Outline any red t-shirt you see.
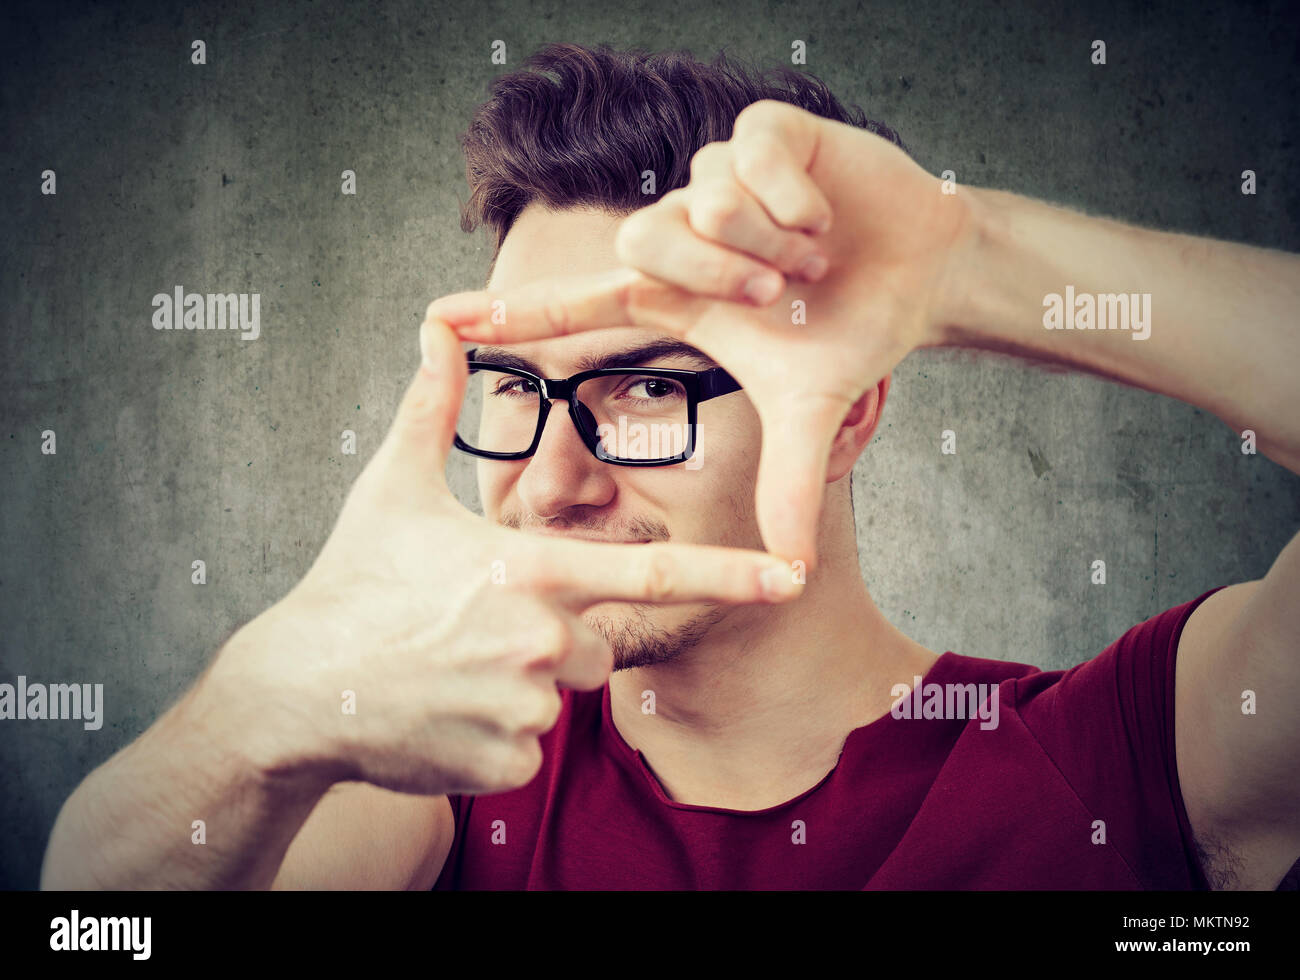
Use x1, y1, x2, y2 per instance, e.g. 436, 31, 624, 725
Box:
434, 587, 1225, 889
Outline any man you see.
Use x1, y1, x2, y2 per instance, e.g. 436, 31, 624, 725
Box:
42, 44, 1299, 890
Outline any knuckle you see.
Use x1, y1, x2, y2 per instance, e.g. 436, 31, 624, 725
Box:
423, 297, 450, 324
690, 253, 738, 296
611, 271, 637, 321
397, 376, 439, 430
468, 738, 510, 790
513, 548, 563, 595
612, 224, 637, 265
512, 689, 562, 735
731, 144, 776, 187
722, 260, 756, 297
657, 186, 688, 208
772, 232, 816, 271
689, 183, 746, 238
637, 544, 679, 601
615, 209, 658, 262
530, 614, 573, 662
493, 737, 543, 789
617, 270, 670, 328
689, 141, 727, 179
735, 98, 790, 137
541, 286, 572, 337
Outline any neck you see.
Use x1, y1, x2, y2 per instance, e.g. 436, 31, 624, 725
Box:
608, 493, 938, 810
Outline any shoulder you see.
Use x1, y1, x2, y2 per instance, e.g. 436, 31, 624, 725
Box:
1009, 587, 1231, 889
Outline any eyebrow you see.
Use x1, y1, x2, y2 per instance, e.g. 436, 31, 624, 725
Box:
471, 339, 719, 375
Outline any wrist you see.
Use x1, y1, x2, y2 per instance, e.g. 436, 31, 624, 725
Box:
47, 670, 337, 890
929, 184, 1005, 349
204, 609, 356, 793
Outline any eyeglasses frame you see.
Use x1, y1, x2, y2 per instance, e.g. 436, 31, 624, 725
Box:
453, 349, 743, 466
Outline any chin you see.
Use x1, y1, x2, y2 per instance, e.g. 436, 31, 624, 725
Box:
582, 599, 691, 632
581, 600, 727, 672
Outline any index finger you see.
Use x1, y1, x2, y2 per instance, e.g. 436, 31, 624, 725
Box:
424, 267, 703, 344
513, 537, 803, 610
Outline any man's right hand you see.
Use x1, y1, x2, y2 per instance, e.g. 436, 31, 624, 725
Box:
211, 314, 803, 800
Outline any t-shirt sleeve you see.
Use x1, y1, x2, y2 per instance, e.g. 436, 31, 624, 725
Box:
1012, 586, 1228, 889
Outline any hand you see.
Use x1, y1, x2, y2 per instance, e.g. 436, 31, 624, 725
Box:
425, 99, 979, 567
212, 316, 802, 798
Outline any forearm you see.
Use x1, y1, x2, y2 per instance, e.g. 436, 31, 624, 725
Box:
940, 187, 1300, 475
41, 638, 337, 890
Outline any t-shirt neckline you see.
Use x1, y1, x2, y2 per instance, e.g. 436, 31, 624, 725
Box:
599, 650, 959, 816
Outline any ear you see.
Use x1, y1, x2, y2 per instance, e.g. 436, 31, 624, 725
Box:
825, 375, 890, 483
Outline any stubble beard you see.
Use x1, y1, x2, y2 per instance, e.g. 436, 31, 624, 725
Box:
495, 508, 739, 668
584, 602, 729, 670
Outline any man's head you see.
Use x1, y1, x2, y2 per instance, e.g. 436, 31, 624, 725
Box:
454, 44, 904, 669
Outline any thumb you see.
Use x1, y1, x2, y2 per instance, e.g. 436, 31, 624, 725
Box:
365, 316, 468, 503
752, 395, 846, 572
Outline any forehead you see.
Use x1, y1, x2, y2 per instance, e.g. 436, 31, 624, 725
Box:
490, 202, 625, 286
484, 202, 668, 373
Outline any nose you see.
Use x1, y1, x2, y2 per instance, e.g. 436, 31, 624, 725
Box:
514, 395, 617, 518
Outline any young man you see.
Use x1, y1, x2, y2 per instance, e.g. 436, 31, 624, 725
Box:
43, 44, 1299, 891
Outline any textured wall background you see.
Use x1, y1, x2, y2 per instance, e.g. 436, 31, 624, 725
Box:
2, 0, 1298, 889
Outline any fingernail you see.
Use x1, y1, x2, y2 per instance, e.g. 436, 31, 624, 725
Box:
428, 295, 483, 326
452, 323, 492, 341
743, 272, 783, 305
760, 564, 801, 600
797, 254, 828, 281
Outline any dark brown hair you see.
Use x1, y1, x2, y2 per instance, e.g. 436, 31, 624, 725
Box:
458, 42, 907, 256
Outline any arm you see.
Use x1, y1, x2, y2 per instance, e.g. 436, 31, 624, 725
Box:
271, 785, 453, 890
41, 655, 339, 890
945, 188, 1300, 888
424, 102, 1300, 887
42, 628, 455, 892
43, 318, 789, 891
945, 187, 1300, 474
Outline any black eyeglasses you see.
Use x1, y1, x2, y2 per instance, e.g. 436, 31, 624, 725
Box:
454, 349, 742, 466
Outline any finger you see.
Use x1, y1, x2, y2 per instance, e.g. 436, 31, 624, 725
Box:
513, 538, 804, 610
751, 394, 852, 570
685, 180, 829, 284
612, 188, 823, 305
425, 266, 708, 345
361, 316, 467, 502
548, 613, 614, 692
730, 100, 834, 234
505, 598, 611, 693
687, 142, 826, 280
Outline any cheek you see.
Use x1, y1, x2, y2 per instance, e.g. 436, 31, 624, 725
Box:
685, 413, 761, 496
476, 459, 522, 519
626, 433, 761, 546
687, 415, 764, 546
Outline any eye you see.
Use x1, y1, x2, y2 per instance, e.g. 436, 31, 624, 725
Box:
619, 376, 686, 401
489, 376, 538, 397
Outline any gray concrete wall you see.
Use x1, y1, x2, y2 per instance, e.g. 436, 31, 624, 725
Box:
2, 0, 1297, 888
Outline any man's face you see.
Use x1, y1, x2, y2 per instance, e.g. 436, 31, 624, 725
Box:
474, 202, 765, 669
